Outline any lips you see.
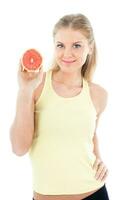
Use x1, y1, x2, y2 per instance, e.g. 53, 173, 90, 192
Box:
62, 59, 76, 63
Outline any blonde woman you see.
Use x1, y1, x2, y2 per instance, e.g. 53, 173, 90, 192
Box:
10, 14, 109, 200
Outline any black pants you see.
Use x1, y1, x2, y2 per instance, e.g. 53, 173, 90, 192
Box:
33, 185, 109, 200
82, 185, 109, 200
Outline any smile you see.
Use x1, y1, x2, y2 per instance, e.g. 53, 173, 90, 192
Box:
62, 60, 76, 63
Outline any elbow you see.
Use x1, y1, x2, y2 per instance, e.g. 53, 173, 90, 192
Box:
11, 146, 30, 156
10, 126, 33, 156
10, 132, 32, 157
11, 140, 31, 156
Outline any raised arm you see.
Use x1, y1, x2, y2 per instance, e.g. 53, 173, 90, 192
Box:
10, 66, 44, 156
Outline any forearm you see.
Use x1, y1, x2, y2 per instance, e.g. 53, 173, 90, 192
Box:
93, 133, 102, 160
10, 89, 35, 156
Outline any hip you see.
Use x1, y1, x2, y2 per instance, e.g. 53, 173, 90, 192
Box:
33, 184, 109, 200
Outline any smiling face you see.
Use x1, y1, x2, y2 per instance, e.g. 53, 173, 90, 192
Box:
54, 28, 91, 73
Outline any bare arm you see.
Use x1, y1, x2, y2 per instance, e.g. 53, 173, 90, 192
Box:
92, 85, 108, 159
89, 82, 109, 181
10, 66, 44, 156
93, 133, 102, 160
10, 89, 35, 156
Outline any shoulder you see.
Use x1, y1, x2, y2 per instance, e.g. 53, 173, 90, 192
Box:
88, 81, 108, 116
34, 71, 46, 103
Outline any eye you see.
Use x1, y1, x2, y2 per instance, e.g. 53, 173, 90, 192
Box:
56, 43, 64, 48
73, 44, 81, 48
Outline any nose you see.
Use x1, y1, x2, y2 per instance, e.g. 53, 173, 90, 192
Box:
63, 47, 73, 58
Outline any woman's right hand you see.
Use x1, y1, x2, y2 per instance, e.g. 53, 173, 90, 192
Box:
18, 62, 44, 93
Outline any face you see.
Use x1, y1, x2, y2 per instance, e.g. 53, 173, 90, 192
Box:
54, 28, 92, 73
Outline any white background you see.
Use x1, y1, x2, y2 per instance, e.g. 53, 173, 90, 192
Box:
0, 0, 134, 199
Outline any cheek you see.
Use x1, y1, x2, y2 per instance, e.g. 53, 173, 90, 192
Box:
54, 51, 63, 65
54, 50, 63, 59
77, 51, 88, 64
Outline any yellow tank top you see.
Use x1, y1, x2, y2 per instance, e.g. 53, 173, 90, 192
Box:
29, 69, 104, 195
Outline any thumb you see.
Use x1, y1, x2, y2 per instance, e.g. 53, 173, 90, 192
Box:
92, 158, 101, 170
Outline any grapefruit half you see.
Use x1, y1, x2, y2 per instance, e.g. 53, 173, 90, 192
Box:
21, 48, 42, 72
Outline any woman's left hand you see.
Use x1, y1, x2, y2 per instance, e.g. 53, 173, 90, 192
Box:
92, 158, 108, 182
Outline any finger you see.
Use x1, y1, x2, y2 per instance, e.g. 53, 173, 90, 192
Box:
101, 169, 108, 182
27, 68, 43, 80
95, 163, 105, 179
18, 64, 25, 79
39, 66, 44, 74
96, 167, 107, 181
93, 159, 101, 170
33, 67, 44, 77
39, 64, 43, 71
25, 66, 43, 74
18, 64, 27, 75
28, 72, 34, 78
18, 59, 25, 72
33, 65, 43, 75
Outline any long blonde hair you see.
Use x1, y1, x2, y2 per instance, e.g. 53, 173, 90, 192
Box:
51, 13, 97, 82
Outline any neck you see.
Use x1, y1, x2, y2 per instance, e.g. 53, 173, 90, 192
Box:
53, 70, 83, 87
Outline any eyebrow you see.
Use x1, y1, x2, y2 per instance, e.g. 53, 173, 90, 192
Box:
56, 41, 83, 44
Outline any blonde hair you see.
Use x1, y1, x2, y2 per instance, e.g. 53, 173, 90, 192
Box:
51, 13, 97, 82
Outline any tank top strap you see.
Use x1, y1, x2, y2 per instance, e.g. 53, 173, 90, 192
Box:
45, 69, 52, 90
41, 68, 52, 93
48, 69, 55, 88
35, 69, 52, 107
82, 78, 89, 94
82, 78, 91, 99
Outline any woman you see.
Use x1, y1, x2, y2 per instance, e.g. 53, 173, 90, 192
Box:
10, 14, 109, 200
